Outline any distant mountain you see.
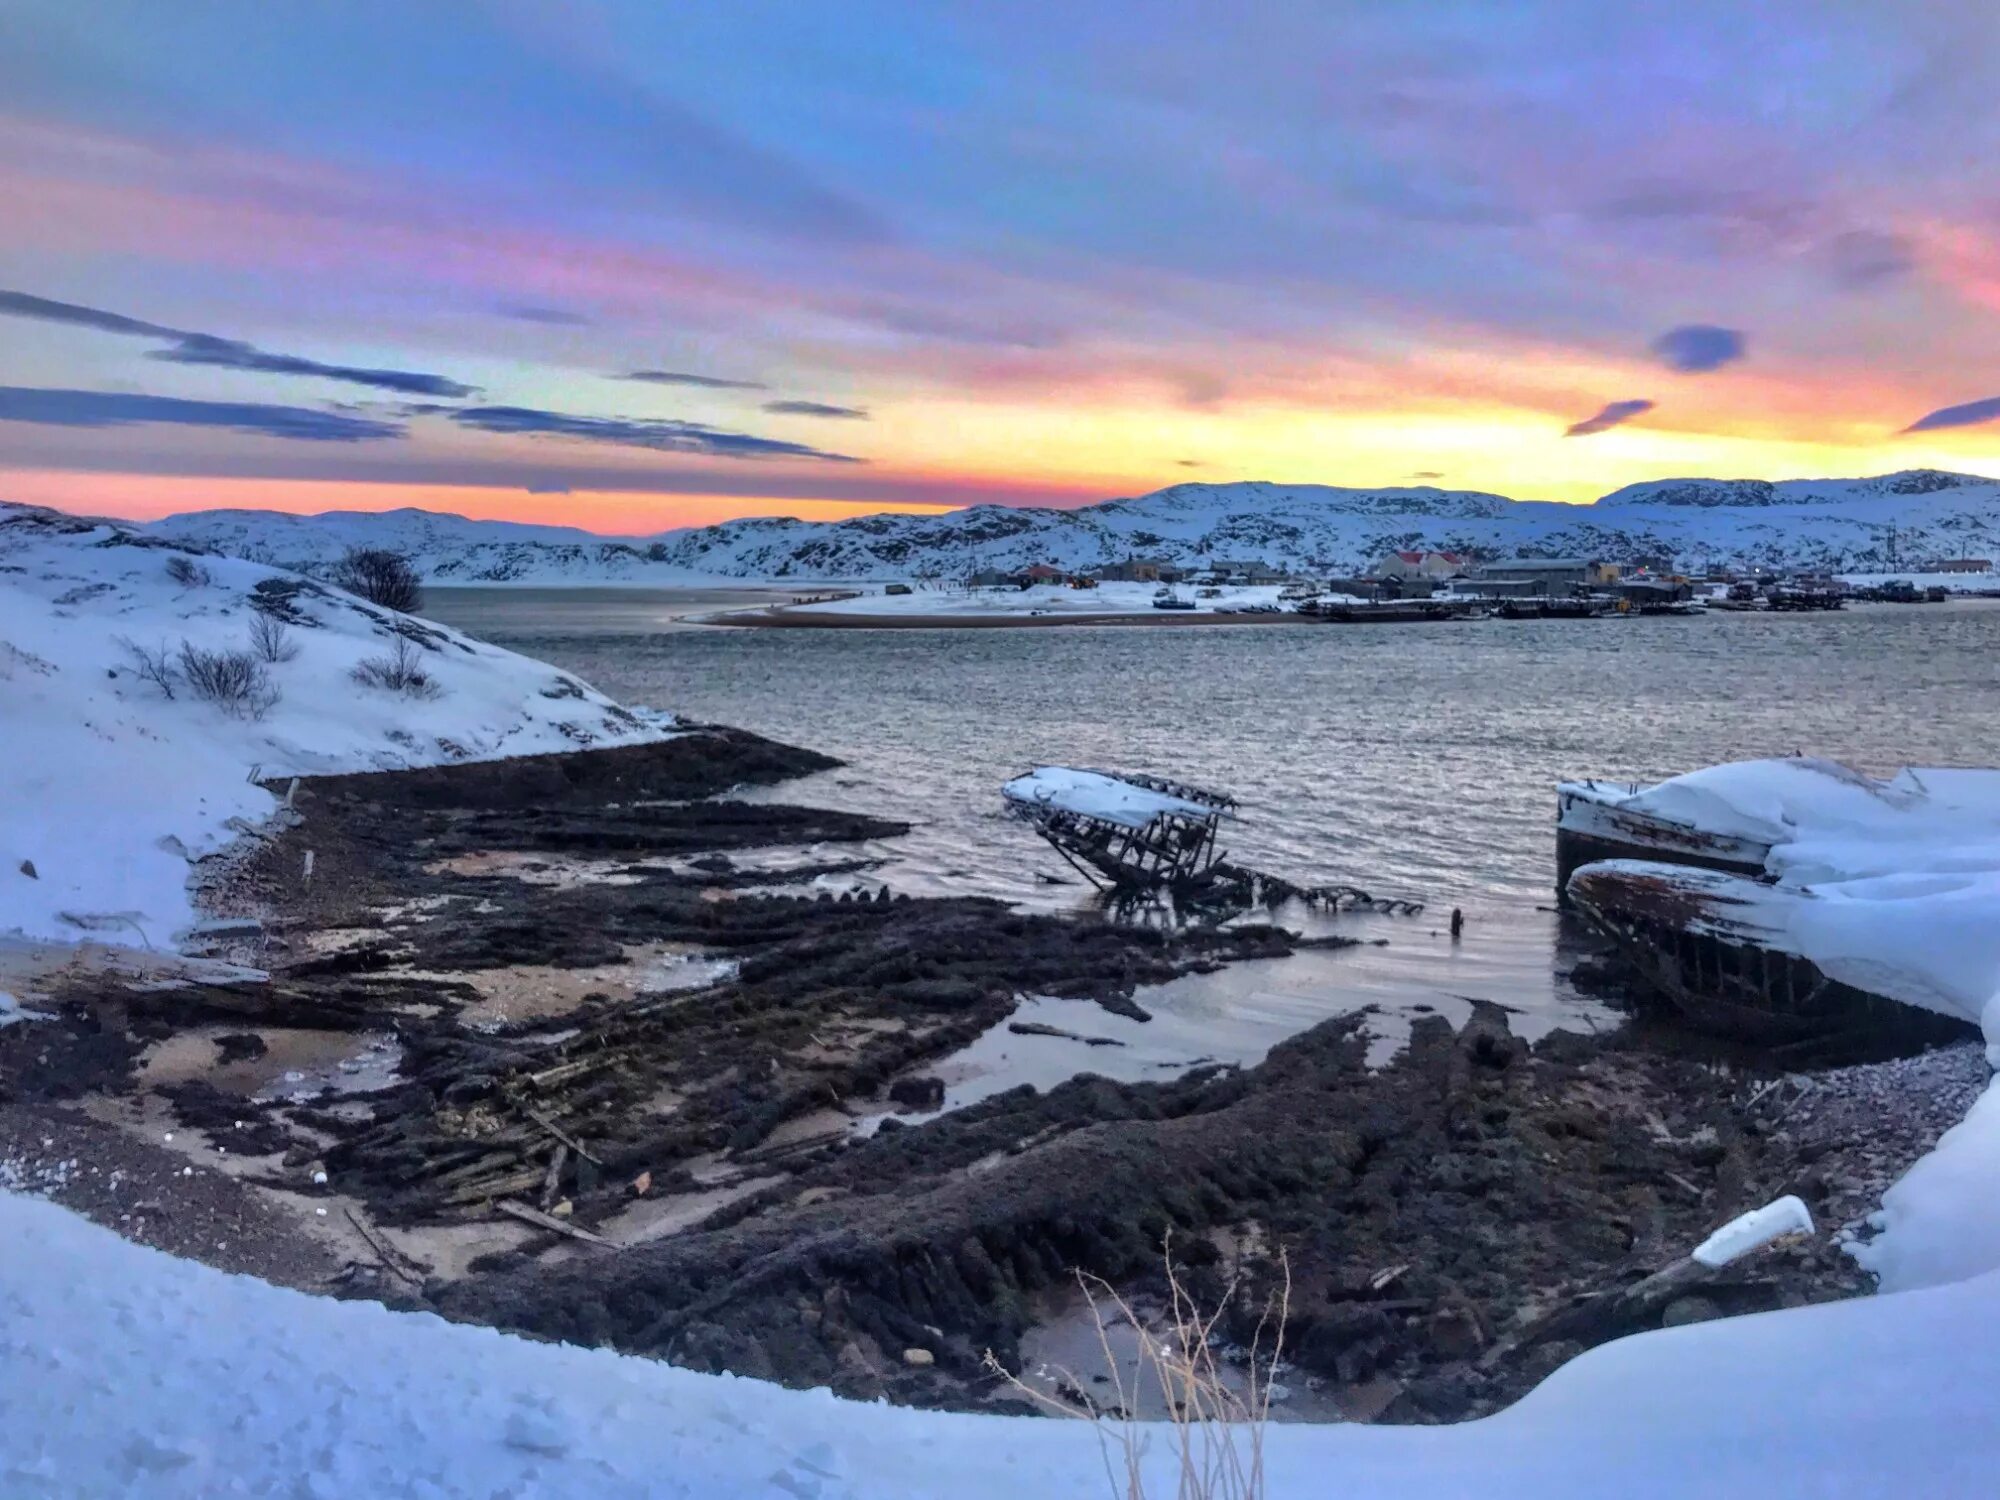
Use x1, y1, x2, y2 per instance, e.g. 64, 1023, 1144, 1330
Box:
137, 470, 2000, 583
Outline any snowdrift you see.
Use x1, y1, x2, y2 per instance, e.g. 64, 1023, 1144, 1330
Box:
0, 503, 673, 951
4, 1185, 1999, 1498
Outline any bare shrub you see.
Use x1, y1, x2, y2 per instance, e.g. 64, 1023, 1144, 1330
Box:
331, 548, 423, 612
351, 636, 442, 699
164, 554, 211, 589
247, 612, 301, 664
987, 1240, 1288, 1500
119, 637, 179, 701
177, 642, 278, 719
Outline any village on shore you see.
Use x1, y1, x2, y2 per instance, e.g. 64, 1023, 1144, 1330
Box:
751, 546, 2000, 626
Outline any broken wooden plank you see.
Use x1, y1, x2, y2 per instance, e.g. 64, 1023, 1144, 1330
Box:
523, 1107, 603, 1166
343, 1207, 424, 1289
539, 1143, 569, 1210
495, 1198, 612, 1247
441, 1167, 545, 1206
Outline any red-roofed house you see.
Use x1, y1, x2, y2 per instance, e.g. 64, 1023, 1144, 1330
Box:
1373, 549, 1468, 581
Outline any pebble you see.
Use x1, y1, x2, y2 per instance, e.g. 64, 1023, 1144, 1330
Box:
901, 1348, 935, 1368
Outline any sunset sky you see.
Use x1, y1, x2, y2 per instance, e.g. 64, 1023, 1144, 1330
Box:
9, 2, 2000, 532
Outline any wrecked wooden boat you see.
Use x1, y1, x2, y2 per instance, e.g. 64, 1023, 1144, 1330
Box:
1557, 776, 1777, 896
1001, 766, 1424, 915
1002, 766, 1234, 890
1560, 757, 2000, 1053
1566, 860, 1976, 1053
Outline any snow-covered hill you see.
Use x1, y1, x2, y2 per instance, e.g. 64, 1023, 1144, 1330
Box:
0, 503, 673, 950
136, 469, 2000, 583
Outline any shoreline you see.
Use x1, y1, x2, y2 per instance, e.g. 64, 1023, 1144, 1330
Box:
705, 603, 1325, 629
0, 726, 1974, 1424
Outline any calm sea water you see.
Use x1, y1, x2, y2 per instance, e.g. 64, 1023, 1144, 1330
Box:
427, 592, 2000, 1048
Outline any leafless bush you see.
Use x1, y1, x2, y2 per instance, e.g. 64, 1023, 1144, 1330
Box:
247, 611, 301, 663
119, 637, 179, 701
351, 636, 442, 698
177, 642, 278, 719
331, 547, 423, 612
164, 554, 211, 589
987, 1240, 1287, 1500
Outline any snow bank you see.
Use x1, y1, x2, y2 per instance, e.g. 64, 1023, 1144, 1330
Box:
1001, 767, 1223, 830
0, 504, 673, 951
1854, 1078, 2000, 1295
6, 1188, 2000, 1498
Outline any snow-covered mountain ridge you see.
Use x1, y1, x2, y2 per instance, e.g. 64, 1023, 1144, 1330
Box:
134, 469, 2000, 582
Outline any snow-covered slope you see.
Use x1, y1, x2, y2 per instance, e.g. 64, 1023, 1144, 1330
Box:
136, 469, 2000, 583
148, 505, 708, 585
0, 503, 672, 950
6, 1178, 2000, 1498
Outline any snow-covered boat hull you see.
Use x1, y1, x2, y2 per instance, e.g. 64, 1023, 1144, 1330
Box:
1556, 782, 1774, 898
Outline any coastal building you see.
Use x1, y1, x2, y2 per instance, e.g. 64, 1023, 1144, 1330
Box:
1202, 558, 1289, 585
1373, 549, 1468, 581
1476, 557, 1619, 591
1098, 555, 1171, 583
1931, 558, 1993, 573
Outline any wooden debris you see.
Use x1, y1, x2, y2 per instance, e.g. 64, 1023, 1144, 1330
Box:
523, 1106, 603, 1165
539, 1143, 568, 1210
343, 1207, 423, 1288
1369, 1262, 1411, 1292
495, 1198, 611, 1247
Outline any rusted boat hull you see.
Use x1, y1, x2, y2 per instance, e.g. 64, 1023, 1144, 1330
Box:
1555, 784, 1772, 900
1567, 861, 1976, 1056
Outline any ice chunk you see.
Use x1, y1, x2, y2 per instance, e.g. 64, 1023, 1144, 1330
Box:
1692, 1195, 1815, 1268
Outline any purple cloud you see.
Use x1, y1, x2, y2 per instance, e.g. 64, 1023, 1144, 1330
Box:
1651, 325, 1745, 373
449, 404, 862, 462
620, 370, 768, 391
763, 400, 869, 419
0, 386, 404, 441
495, 303, 591, 326
1827, 230, 1916, 290
1565, 398, 1654, 437
1904, 397, 2000, 433
0, 289, 475, 398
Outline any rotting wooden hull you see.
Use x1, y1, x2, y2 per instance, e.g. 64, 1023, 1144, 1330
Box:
1566, 861, 1977, 1057
1555, 783, 1773, 900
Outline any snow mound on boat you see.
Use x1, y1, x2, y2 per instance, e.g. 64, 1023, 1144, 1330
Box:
0, 503, 675, 951
1001, 766, 1225, 830
1610, 757, 2000, 852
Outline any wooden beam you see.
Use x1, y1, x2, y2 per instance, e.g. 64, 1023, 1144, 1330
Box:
495, 1198, 612, 1247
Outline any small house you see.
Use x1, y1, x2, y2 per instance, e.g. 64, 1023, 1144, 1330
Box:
1021, 563, 1068, 586
1372, 550, 1468, 581
1098, 555, 1170, 583
1201, 557, 1286, 586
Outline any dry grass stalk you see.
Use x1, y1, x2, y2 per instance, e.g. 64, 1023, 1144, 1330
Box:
985, 1236, 1289, 1500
